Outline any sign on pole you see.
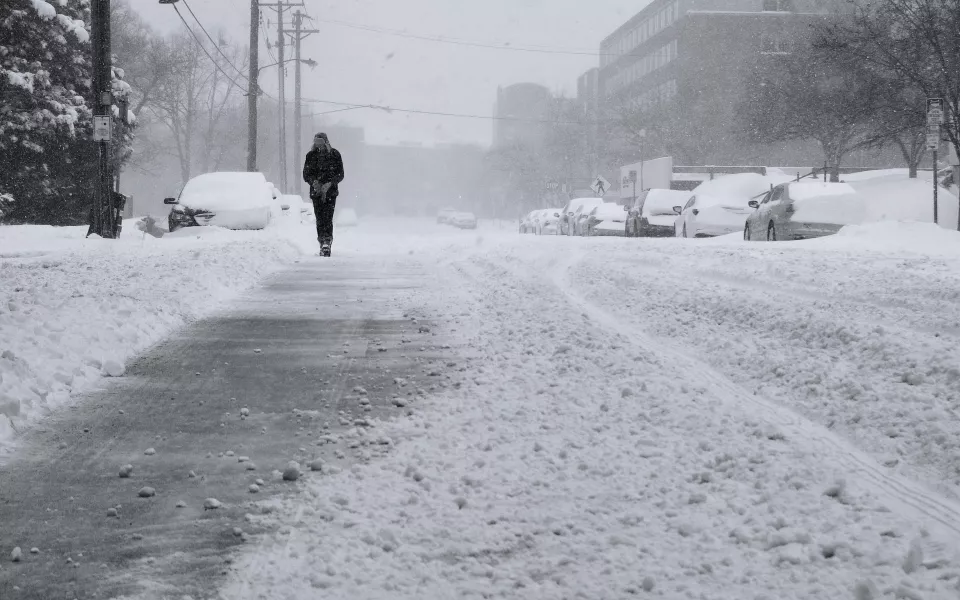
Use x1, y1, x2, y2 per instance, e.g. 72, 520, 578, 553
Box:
927, 98, 944, 125
93, 116, 112, 142
927, 131, 941, 150
591, 175, 611, 196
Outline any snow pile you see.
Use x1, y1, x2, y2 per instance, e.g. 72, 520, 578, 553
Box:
0, 219, 315, 450
850, 175, 959, 228
222, 233, 960, 599
791, 185, 866, 226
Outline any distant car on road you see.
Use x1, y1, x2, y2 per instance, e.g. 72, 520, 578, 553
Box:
165, 172, 274, 232
450, 211, 478, 229
744, 181, 862, 241
626, 189, 691, 237
584, 203, 627, 236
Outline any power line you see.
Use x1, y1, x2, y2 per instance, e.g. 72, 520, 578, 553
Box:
171, 4, 248, 93
299, 97, 607, 124
181, 0, 249, 81
314, 17, 599, 56
312, 17, 633, 57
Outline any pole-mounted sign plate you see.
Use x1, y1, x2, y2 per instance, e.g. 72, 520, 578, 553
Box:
93, 116, 112, 142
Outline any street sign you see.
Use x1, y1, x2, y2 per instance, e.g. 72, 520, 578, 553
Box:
928, 98, 944, 125
93, 116, 112, 141
927, 131, 941, 150
591, 175, 611, 196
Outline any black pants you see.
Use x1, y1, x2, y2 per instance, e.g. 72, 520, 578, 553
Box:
312, 195, 337, 247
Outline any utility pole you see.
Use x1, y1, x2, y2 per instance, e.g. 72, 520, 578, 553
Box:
90, 0, 115, 238
287, 11, 317, 198
276, 1, 287, 192
247, 0, 259, 172
258, 1, 302, 189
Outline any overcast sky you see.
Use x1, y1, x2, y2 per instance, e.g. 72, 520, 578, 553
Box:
134, 0, 645, 147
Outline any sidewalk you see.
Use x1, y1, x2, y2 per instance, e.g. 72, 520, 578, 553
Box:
0, 256, 441, 599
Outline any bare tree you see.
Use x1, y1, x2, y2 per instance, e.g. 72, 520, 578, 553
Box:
145, 29, 247, 183
737, 38, 882, 181
818, 0, 960, 176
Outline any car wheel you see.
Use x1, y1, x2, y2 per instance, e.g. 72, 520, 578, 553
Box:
682, 223, 688, 238
744, 224, 751, 241
767, 222, 777, 241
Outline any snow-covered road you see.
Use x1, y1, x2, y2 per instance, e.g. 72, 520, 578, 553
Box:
222, 222, 960, 600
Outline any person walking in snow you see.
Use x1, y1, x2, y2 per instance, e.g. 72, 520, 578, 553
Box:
302, 132, 345, 257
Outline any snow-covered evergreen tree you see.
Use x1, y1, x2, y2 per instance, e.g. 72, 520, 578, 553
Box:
0, 0, 134, 225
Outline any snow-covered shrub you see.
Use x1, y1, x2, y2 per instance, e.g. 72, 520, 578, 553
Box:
0, 0, 135, 225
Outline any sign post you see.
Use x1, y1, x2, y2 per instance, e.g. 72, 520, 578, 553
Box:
928, 98, 944, 224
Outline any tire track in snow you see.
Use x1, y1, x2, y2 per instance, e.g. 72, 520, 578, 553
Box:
551, 250, 960, 542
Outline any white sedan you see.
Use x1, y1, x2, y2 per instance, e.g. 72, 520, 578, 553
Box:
673, 193, 755, 238
165, 172, 274, 232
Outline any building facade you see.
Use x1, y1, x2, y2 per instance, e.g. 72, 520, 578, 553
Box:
492, 83, 552, 149
597, 0, 839, 164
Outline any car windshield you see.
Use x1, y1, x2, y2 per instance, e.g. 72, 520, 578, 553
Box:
5, 2, 957, 598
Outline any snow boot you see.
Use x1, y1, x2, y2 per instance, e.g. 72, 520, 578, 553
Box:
320, 243, 331, 257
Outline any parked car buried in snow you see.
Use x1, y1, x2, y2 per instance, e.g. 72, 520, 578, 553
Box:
673, 193, 756, 238
559, 197, 604, 235
566, 198, 606, 236
744, 181, 864, 241
165, 172, 274, 232
584, 203, 627, 236
626, 189, 692, 237
535, 208, 562, 235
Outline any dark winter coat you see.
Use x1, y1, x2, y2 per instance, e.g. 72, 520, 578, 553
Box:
302, 147, 345, 202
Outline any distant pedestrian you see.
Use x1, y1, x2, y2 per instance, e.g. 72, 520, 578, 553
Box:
302, 132, 345, 257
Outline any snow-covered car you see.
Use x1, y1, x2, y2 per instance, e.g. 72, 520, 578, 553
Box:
519, 211, 537, 234
335, 207, 359, 227
674, 194, 755, 238
437, 207, 458, 224
450, 211, 478, 229
674, 173, 795, 238
535, 208, 562, 235
745, 181, 864, 241
584, 203, 627, 236
627, 189, 691, 237
559, 197, 603, 235
164, 172, 274, 232
572, 198, 606, 236
280, 194, 309, 217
